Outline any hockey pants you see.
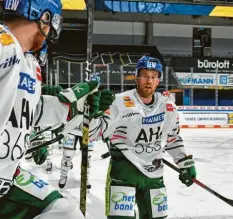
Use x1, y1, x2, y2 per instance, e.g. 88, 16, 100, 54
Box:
0, 168, 84, 219
105, 157, 168, 219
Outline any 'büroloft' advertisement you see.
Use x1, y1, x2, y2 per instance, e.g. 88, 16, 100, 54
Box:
171, 57, 233, 74
171, 57, 233, 87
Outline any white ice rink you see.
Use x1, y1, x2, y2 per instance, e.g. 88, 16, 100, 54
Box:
22, 128, 233, 219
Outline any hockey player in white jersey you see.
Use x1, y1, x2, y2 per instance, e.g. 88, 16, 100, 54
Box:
31, 84, 64, 173
59, 132, 94, 189
59, 133, 78, 188
0, 0, 102, 218
58, 87, 115, 190
30, 84, 96, 188
89, 55, 197, 219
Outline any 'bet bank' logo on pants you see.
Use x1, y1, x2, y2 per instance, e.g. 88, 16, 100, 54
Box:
112, 192, 134, 211
110, 186, 135, 217
150, 187, 168, 218
14, 169, 55, 200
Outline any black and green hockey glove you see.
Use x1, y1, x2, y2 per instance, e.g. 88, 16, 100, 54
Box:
177, 155, 196, 187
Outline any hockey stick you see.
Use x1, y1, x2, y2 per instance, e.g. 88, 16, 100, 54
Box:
80, 0, 95, 216
26, 115, 84, 154
26, 123, 65, 154
26, 134, 63, 154
162, 158, 233, 207
101, 151, 110, 159
101, 148, 233, 207
100, 138, 111, 159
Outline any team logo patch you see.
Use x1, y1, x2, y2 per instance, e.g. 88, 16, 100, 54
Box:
0, 33, 14, 46
124, 96, 131, 101
123, 96, 135, 107
142, 112, 165, 124
18, 72, 36, 94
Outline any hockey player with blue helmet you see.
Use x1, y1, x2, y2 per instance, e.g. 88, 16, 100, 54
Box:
0, 0, 113, 218
88, 54, 197, 219
135, 55, 163, 102
136, 55, 163, 80
4, 0, 63, 45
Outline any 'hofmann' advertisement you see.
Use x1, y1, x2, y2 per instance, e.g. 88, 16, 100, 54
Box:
176, 72, 215, 86
176, 72, 233, 86
171, 57, 233, 74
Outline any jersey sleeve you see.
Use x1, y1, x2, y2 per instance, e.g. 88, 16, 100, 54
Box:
33, 95, 70, 126
0, 38, 21, 134
163, 102, 186, 163
89, 97, 121, 141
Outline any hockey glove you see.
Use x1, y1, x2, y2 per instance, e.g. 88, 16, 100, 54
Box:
57, 81, 99, 118
177, 155, 196, 187
29, 130, 47, 165
99, 89, 115, 112
87, 91, 101, 118
87, 89, 115, 118
42, 85, 63, 96
32, 147, 48, 165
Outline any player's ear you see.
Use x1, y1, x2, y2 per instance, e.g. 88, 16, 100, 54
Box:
135, 70, 139, 87
135, 76, 139, 88
40, 11, 51, 26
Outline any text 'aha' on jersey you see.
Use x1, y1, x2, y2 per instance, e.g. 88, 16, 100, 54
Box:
8, 98, 34, 130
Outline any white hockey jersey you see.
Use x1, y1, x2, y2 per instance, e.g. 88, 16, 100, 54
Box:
89, 89, 187, 178
0, 25, 69, 184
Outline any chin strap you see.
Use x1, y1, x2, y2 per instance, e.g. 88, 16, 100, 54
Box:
36, 15, 56, 44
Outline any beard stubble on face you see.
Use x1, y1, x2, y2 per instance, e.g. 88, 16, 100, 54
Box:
136, 69, 160, 99
137, 82, 156, 98
30, 30, 46, 52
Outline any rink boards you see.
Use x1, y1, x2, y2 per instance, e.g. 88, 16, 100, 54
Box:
177, 106, 233, 128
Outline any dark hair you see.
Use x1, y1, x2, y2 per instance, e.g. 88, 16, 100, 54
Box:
136, 68, 143, 77
4, 12, 28, 23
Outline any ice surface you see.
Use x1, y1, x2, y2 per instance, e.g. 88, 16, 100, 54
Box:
22, 129, 233, 218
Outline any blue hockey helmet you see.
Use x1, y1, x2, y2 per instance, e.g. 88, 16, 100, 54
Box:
136, 55, 163, 81
4, 0, 63, 42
